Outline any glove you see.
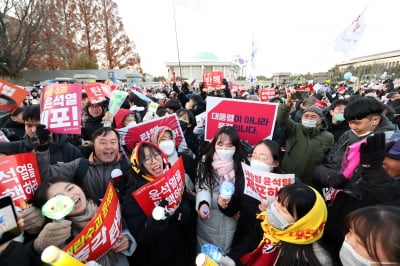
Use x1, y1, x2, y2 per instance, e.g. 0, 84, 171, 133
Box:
22, 206, 46, 234
327, 173, 348, 189
360, 133, 386, 169
31, 124, 51, 152
33, 220, 72, 252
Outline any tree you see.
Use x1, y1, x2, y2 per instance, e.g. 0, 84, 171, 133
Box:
97, 0, 141, 71
0, 0, 50, 77
70, 55, 98, 69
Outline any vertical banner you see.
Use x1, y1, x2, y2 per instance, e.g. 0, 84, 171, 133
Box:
0, 152, 41, 209
202, 71, 224, 88
117, 114, 187, 154
242, 163, 295, 203
205, 97, 278, 145
132, 157, 186, 216
40, 84, 82, 134
63, 183, 122, 262
0, 79, 29, 111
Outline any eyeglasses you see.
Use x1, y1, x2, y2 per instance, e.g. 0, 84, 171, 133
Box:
143, 153, 162, 165
249, 154, 269, 162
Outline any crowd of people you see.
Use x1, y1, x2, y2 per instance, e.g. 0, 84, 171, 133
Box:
0, 78, 399, 266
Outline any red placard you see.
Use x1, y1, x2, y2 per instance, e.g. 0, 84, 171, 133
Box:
0, 152, 41, 209
117, 114, 187, 154
83, 83, 112, 103
258, 87, 276, 102
40, 84, 82, 134
0, 79, 29, 111
242, 163, 295, 203
205, 97, 278, 145
63, 183, 122, 262
132, 157, 185, 216
202, 71, 224, 88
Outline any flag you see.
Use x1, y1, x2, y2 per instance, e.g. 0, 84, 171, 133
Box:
232, 55, 248, 68
251, 34, 257, 71
334, 8, 367, 56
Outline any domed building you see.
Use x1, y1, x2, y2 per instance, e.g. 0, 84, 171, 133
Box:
165, 52, 232, 84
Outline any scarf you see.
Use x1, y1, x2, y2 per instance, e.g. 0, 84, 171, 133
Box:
68, 200, 98, 222
258, 186, 327, 246
211, 152, 235, 183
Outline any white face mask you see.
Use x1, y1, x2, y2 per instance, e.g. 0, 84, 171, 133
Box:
339, 239, 397, 266
126, 121, 137, 128
351, 129, 371, 138
250, 160, 272, 172
159, 140, 176, 156
266, 203, 293, 230
302, 119, 317, 128
215, 148, 235, 161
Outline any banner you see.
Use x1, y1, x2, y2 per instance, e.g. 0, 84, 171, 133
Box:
132, 157, 185, 216
242, 163, 295, 203
83, 83, 112, 103
0, 152, 41, 209
117, 113, 187, 154
334, 8, 367, 56
205, 97, 278, 145
0, 79, 29, 111
40, 84, 82, 134
202, 71, 224, 88
64, 183, 122, 263
258, 87, 276, 102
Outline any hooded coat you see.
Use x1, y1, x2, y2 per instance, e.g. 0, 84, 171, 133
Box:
277, 103, 334, 185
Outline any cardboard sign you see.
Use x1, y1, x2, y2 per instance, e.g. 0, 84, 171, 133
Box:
132, 157, 185, 216
242, 163, 295, 203
205, 97, 278, 145
83, 83, 112, 103
0, 79, 29, 110
0, 152, 41, 209
202, 71, 224, 88
259, 87, 276, 102
117, 113, 187, 153
64, 183, 122, 263
40, 84, 82, 134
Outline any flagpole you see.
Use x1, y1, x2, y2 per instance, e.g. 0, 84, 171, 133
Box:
172, 0, 183, 83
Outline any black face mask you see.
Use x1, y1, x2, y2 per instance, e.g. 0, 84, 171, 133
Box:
179, 120, 189, 131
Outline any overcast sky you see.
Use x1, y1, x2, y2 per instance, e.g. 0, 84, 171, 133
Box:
114, 0, 399, 77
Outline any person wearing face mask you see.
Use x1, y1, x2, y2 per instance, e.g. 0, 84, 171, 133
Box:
226, 183, 334, 265
340, 205, 400, 266
218, 139, 288, 250
196, 126, 248, 254
276, 88, 334, 186
312, 96, 398, 190
326, 99, 350, 142
112, 108, 139, 130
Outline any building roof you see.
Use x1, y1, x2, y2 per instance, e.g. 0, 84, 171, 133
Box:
192, 52, 219, 61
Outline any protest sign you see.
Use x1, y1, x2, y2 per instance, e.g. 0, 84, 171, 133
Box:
40, 84, 82, 134
0, 79, 29, 111
132, 157, 185, 216
64, 183, 122, 262
202, 72, 224, 88
83, 83, 112, 103
0, 152, 41, 209
117, 113, 187, 154
242, 163, 295, 203
258, 87, 276, 102
205, 97, 278, 145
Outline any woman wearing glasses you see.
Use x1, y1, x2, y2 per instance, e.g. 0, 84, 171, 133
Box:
122, 141, 191, 266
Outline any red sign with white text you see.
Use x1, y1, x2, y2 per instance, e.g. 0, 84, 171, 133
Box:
0, 152, 41, 209
259, 87, 276, 102
242, 163, 295, 203
64, 183, 122, 262
40, 84, 82, 134
0, 79, 29, 111
117, 114, 187, 154
83, 83, 112, 103
132, 158, 185, 217
205, 97, 278, 145
202, 71, 224, 88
